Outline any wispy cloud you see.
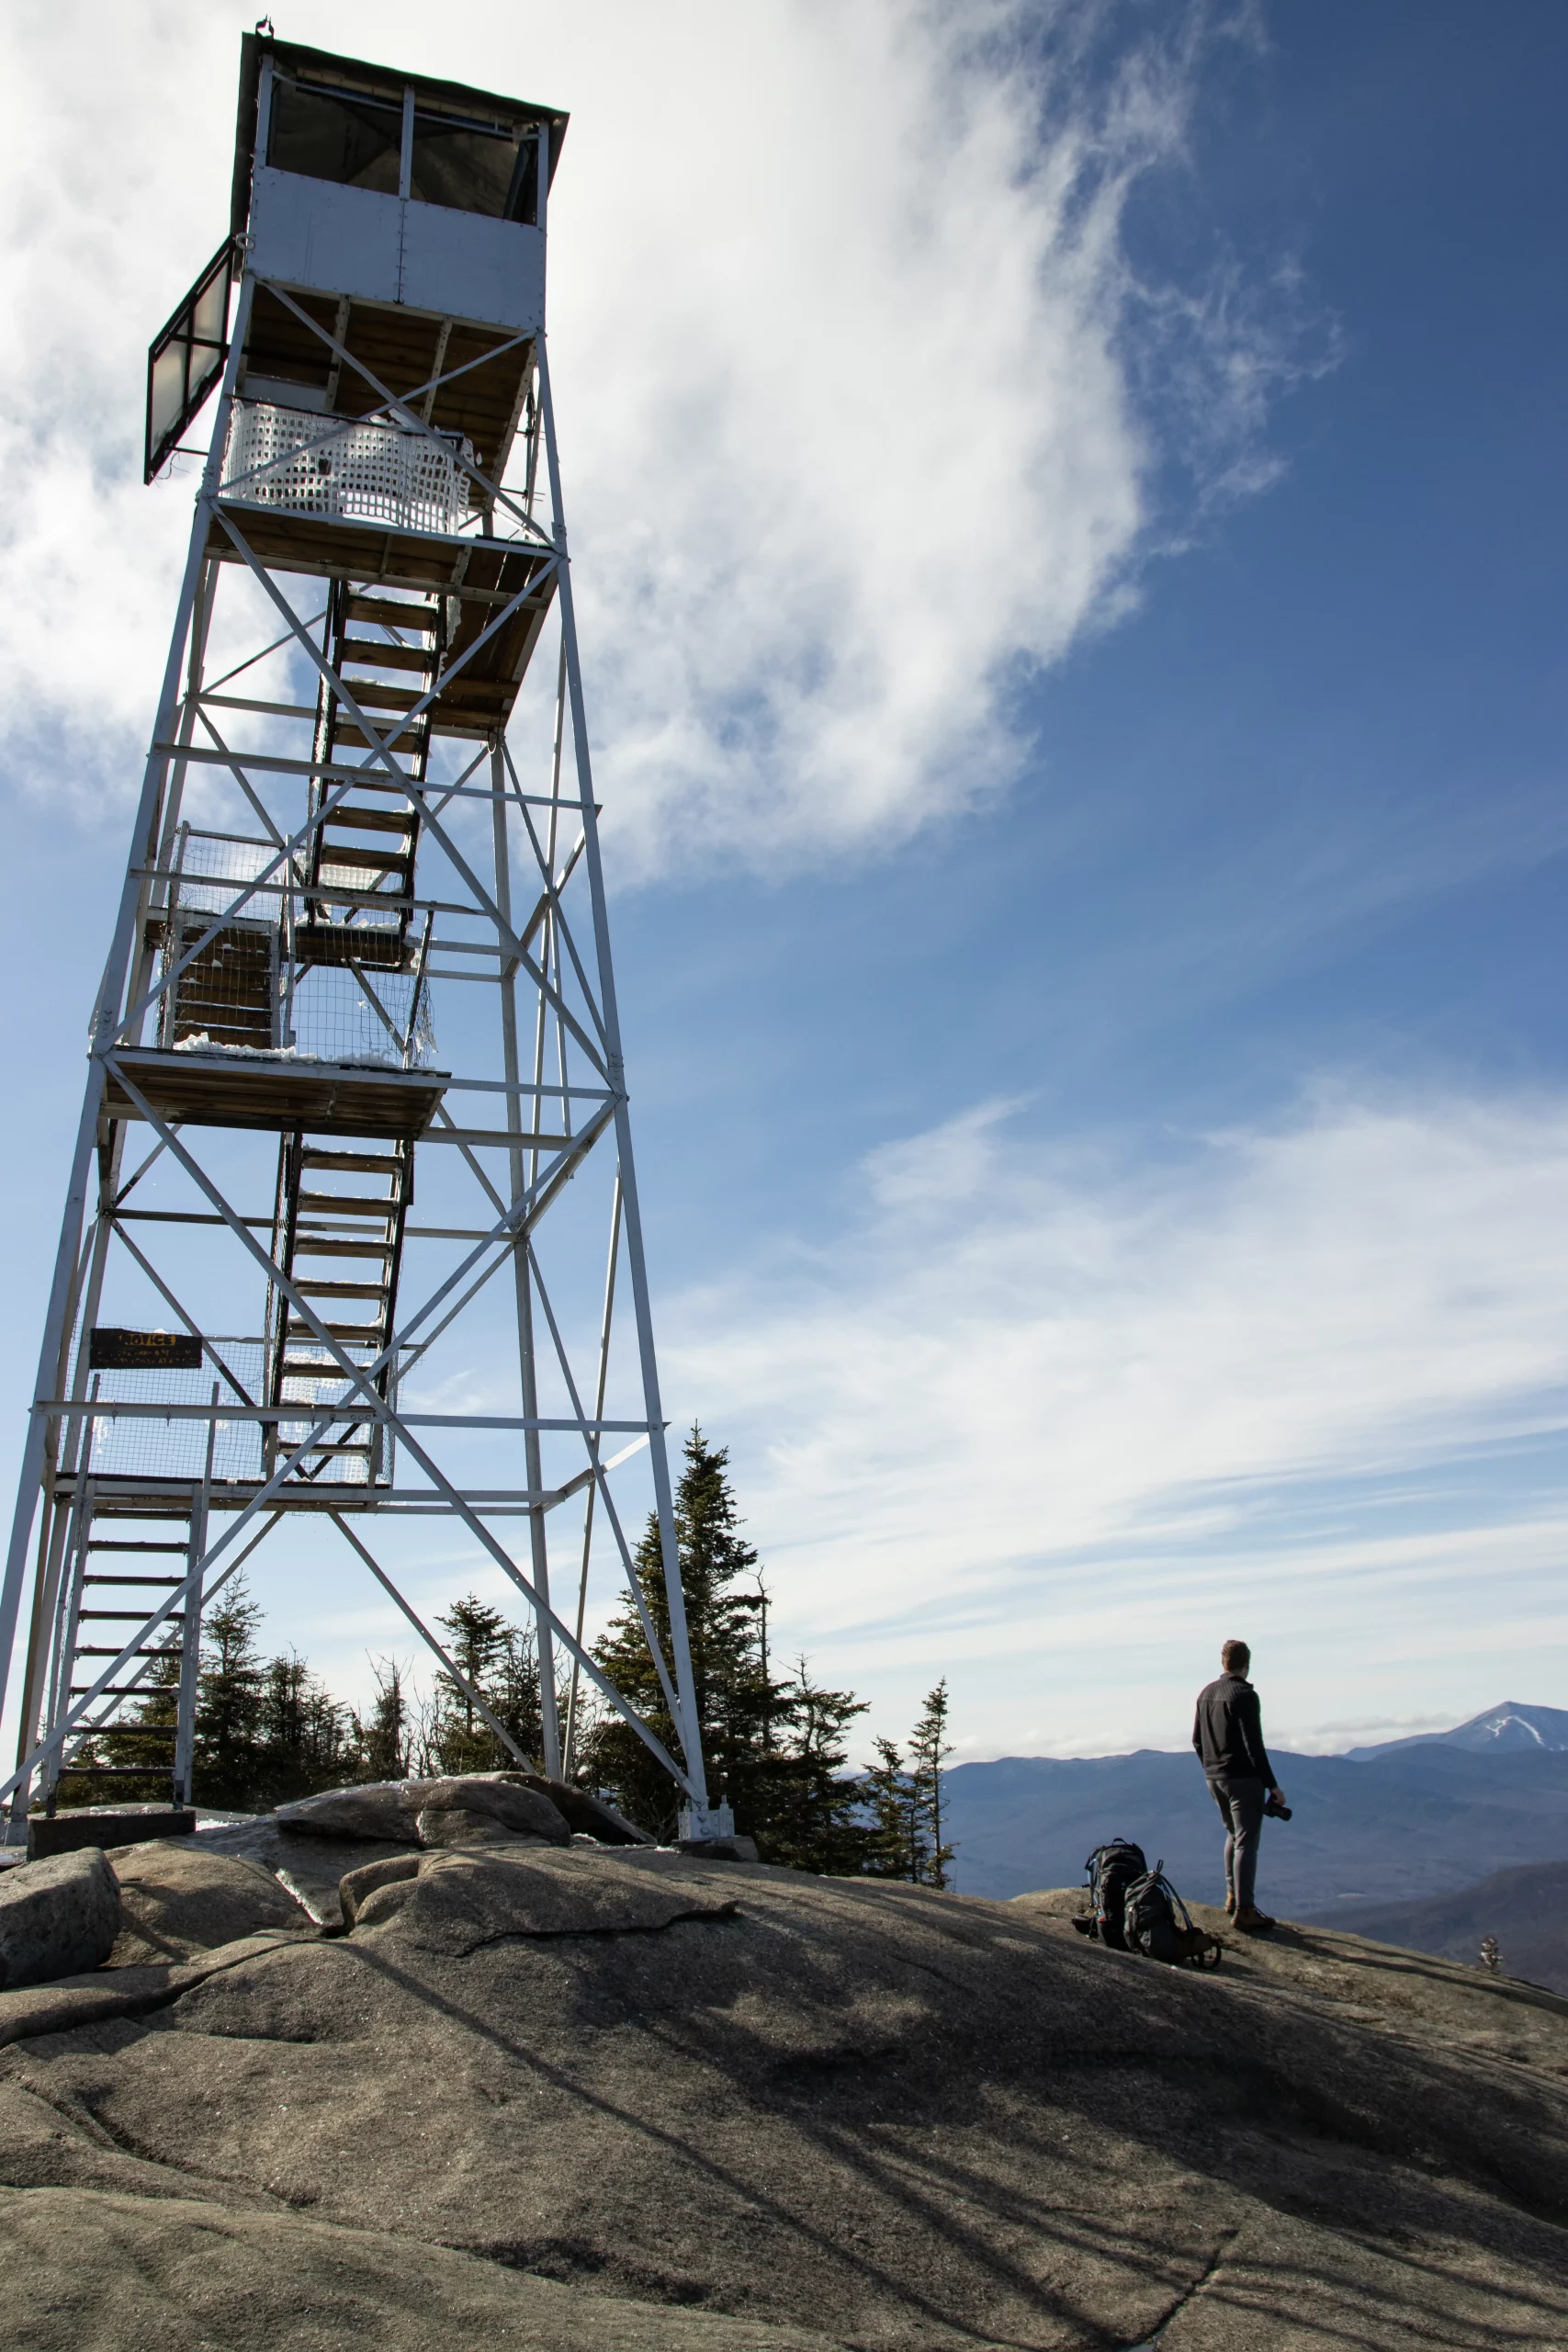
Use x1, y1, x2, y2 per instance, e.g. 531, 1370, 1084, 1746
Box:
659, 1086, 1568, 1752
0, 1, 1321, 865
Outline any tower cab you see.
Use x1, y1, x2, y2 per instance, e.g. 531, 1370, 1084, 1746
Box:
148, 35, 565, 742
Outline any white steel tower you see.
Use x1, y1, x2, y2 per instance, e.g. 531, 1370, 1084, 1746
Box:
0, 34, 725, 1839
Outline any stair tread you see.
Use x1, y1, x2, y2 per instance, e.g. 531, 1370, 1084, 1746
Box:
337, 681, 427, 711
84, 1577, 186, 1587
285, 1321, 385, 1339
290, 1239, 394, 1260
311, 808, 417, 838
291, 1282, 389, 1297
300, 1150, 405, 1170
70, 1683, 182, 1697
345, 594, 439, 625
78, 1610, 185, 1620
340, 637, 440, 674
75, 1645, 184, 1657
314, 845, 415, 875
296, 1192, 400, 1214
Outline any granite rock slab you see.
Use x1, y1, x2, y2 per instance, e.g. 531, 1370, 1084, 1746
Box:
0, 1848, 119, 1992
6, 1855, 1568, 2346
106, 1840, 315, 1963
0, 2185, 847, 2351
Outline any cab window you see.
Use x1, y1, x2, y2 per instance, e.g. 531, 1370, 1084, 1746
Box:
268, 78, 402, 195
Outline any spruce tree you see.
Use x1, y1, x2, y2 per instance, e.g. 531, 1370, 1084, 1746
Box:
254, 1651, 351, 1806
907, 1679, 956, 1889
489, 1621, 546, 1764
582, 1428, 794, 1842
421, 1594, 549, 1775
860, 1735, 919, 1878
764, 1660, 877, 1875
427, 1594, 513, 1774
352, 1657, 412, 1781
193, 1581, 265, 1807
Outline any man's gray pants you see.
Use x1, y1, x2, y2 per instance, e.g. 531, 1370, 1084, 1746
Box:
1208, 1773, 1265, 1910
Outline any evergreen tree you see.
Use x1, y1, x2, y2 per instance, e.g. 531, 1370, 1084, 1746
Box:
192, 1582, 265, 1807
907, 1679, 956, 1889
764, 1659, 877, 1875
860, 1735, 919, 1879
352, 1656, 412, 1781
426, 1592, 507, 1774
252, 1650, 351, 1806
191, 1584, 365, 1806
489, 1620, 546, 1763
423, 1594, 545, 1775
43, 1442, 960, 1871
581, 1428, 795, 1843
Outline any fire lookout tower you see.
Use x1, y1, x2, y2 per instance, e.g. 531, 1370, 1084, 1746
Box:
0, 34, 725, 1838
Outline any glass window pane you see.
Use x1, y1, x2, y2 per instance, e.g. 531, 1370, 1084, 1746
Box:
269, 81, 402, 196
409, 117, 525, 219
149, 345, 187, 456
145, 238, 231, 481
186, 337, 224, 416
190, 275, 228, 349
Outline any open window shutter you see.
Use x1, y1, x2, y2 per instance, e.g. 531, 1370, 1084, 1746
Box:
145, 239, 235, 482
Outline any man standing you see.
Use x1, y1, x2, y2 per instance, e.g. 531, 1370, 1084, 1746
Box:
1192, 1640, 1285, 1934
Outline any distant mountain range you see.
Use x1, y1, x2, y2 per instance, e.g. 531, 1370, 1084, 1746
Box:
1307, 1860, 1568, 1994
943, 1702, 1568, 1912
1343, 1701, 1568, 1760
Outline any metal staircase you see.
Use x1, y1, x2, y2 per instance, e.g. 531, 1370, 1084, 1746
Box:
45, 1487, 205, 1811
301, 582, 443, 969
266, 1135, 413, 1484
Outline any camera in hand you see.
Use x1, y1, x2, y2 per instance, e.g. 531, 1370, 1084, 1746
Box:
1264, 1792, 1292, 1820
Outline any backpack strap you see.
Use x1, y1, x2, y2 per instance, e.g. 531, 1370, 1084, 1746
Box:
1159, 1874, 1195, 1932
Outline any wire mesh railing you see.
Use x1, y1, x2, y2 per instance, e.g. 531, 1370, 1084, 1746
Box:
62, 1339, 400, 1489
151, 829, 438, 1069
220, 400, 476, 537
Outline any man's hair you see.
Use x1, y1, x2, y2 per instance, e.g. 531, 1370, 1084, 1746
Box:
1222, 1639, 1250, 1673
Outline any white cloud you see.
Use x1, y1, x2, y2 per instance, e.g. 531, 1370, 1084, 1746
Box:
0, 1, 1314, 861
660, 1087, 1568, 1752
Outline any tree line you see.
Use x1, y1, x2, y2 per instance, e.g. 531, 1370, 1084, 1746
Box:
73, 1429, 955, 1884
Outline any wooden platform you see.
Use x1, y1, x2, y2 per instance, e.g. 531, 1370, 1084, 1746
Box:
105, 1047, 448, 1141
28, 1808, 197, 1860
52, 1473, 393, 1516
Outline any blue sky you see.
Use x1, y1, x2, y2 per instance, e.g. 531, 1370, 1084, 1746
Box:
1, 2, 1565, 1768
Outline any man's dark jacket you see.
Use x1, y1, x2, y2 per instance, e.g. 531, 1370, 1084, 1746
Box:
1192, 1672, 1276, 1785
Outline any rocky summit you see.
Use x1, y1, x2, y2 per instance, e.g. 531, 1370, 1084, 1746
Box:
1, 1806, 1567, 2348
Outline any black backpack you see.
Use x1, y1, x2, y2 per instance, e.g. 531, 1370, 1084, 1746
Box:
1078, 1840, 1146, 1951
1122, 1860, 1221, 1968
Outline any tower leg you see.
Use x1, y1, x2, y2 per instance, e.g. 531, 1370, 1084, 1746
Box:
174, 1395, 217, 1810
0, 284, 254, 1762
536, 347, 716, 1826
172, 1494, 207, 1811
493, 737, 560, 1777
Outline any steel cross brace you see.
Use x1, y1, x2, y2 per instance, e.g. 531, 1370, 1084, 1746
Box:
214, 319, 536, 522
95, 1067, 692, 1792
106, 1059, 615, 1411
204, 506, 604, 1079
526, 1238, 685, 1735
254, 280, 553, 547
